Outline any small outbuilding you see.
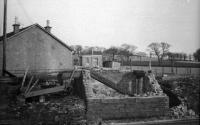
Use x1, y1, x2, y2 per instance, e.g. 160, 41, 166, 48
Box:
103, 61, 121, 69
80, 55, 103, 67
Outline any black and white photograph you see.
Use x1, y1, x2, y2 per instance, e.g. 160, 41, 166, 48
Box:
0, 0, 199, 124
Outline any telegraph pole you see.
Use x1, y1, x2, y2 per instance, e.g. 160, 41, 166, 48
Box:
2, 0, 7, 76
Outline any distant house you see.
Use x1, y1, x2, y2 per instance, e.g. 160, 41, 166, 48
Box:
102, 54, 129, 62
103, 61, 121, 69
0, 21, 73, 76
80, 55, 102, 67
102, 54, 113, 62
72, 53, 81, 66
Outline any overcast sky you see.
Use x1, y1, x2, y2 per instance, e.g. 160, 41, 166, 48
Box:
0, 0, 199, 54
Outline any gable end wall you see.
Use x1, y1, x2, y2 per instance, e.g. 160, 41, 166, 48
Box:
0, 26, 73, 76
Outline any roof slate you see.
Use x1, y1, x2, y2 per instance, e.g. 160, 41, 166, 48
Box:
0, 24, 72, 51
0, 25, 31, 41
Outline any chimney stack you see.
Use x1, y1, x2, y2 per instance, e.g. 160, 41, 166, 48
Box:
13, 17, 20, 34
44, 20, 52, 33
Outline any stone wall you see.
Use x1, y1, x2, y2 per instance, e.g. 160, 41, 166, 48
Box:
81, 55, 103, 67
82, 70, 169, 121
86, 96, 169, 120
121, 66, 200, 76
106, 118, 199, 125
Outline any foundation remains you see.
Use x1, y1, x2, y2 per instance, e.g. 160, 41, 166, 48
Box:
82, 70, 170, 121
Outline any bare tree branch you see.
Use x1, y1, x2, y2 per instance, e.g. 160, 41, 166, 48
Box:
148, 42, 171, 64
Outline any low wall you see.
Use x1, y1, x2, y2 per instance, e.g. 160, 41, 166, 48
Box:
86, 96, 169, 120
82, 70, 170, 121
121, 66, 200, 76
106, 118, 199, 125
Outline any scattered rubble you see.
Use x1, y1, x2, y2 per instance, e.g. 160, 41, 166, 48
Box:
158, 75, 199, 118
90, 78, 129, 98
0, 70, 199, 125
89, 70, 165, 98
170, 103, 197, 119
8, 94, 86, 125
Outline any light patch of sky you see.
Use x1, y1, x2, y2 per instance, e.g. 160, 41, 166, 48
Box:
0, 0, 199, 54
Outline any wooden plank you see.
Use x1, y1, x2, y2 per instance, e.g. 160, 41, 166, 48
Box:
107, 118, 199, 125
25, 85, 65, 98
4, 70, 17, 77
65, 69, 76, 88
26, 79, 39, 94
25, 76, 34, 94
69, 69, 76, 82
20, 67, 29, 90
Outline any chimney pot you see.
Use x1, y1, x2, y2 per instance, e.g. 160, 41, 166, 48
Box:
47, 20, 50, 26
44, 20, 52, 33
13, 17, 20, 34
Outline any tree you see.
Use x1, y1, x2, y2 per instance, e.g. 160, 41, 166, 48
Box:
103, 46, 131, 61
167, 52, 173, 60
103, 44, 137, 62
118, 48, 132, 61
136, 51, 147, 57
70, 45, 82, 55
119, 44, 137, 61
81, 46, 105, 55
148, 42, 170, 64
167, 52, 187, 61
188, 54, 193, 61
160, 42, 171, 60
93, 46, 106, 53
103, 47, 119, 61
120, 43, 137, 55
193, 48, 200, 62
183, 53, 187, 61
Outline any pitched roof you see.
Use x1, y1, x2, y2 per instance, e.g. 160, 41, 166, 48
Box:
0, 23, 72, 51
0, 25, 31, 41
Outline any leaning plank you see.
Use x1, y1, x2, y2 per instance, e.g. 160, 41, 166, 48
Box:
65, 69, 76, 88
25, 85, 65, 98
25, 76, 34, 94
26, 79, 39, 94
20, 67, 29, 90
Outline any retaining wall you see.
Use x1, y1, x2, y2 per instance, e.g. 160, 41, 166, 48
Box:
106, 118, 199, 125
121, 66, 200, 76
86, 96, 169, 120
83, 70, 169, 121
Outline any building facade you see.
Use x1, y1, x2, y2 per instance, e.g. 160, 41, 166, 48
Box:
81, 55, 102, 67
0, 23, 73, 76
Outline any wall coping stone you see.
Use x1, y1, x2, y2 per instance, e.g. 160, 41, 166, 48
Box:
87, 95, 168, 100
105, 118, 199, 125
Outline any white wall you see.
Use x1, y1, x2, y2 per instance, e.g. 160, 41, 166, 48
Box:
121, 66, 200, 76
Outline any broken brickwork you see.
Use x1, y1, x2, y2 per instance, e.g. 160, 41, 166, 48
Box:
82, 70, 169, 121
